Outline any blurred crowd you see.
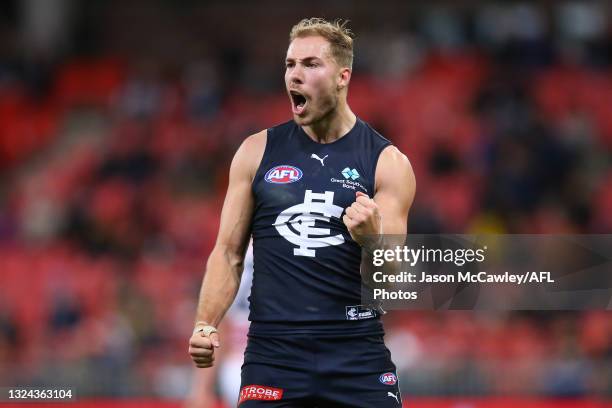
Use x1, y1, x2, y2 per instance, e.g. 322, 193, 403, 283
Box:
0, 0, 611, 400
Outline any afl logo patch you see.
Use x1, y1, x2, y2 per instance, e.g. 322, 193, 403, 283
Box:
379, 372, 397, 386
265, 165, 303, 184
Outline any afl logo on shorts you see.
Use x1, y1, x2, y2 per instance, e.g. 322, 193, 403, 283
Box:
265, 165, 303, 184
379, 372, 398, 386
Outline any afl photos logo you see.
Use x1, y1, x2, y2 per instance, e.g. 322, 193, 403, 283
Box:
274, 190, 344, 257
265, 165, 303, 184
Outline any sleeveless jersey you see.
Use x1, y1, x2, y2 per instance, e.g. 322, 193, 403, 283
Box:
249, 118, 391, 329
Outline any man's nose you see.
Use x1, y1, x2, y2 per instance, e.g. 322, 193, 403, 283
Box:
289, 66, 304, 84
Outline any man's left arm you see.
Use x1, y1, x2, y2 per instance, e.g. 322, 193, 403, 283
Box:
373, 145, 416, 234
343, 145, 416, 242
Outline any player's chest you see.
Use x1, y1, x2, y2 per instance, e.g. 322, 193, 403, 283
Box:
256, 150, 371, 211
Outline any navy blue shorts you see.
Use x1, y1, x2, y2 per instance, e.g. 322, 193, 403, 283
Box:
238, 333, 402, 407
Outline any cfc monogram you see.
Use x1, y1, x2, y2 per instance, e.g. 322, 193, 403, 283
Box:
273, 190, 344, 257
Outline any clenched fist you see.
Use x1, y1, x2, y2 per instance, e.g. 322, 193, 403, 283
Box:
188, 325, 220, 368
342, 191, 382, 246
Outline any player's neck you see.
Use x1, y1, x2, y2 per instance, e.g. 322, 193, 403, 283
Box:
302, 104, 356, 144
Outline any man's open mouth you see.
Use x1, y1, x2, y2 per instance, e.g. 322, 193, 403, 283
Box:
290, 91, 307, 115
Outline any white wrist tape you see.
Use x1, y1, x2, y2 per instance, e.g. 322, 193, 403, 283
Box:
194, 325, 218, 337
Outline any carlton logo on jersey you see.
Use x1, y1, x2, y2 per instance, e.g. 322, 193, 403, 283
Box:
273, 190, 344, 257
265, 165, 303, 184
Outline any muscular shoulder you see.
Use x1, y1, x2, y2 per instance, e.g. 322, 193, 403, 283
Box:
375, 145, 416, 198
232, 129, 267, 182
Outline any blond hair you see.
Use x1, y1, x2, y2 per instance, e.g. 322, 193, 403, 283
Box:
289, 18, 354, 69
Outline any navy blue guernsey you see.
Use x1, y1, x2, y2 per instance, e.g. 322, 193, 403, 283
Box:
249, 118, 391, 334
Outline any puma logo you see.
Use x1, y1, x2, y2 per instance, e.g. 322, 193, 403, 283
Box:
310, 153, 328, 166
387, 392, 400, 404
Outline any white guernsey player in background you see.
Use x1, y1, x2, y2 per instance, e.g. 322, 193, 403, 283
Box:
184, 245, 253, 408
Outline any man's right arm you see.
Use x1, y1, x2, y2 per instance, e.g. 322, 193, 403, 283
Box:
188, 130, 266, 368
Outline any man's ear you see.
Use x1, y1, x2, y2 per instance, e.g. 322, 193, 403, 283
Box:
338, 67, 352, 90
